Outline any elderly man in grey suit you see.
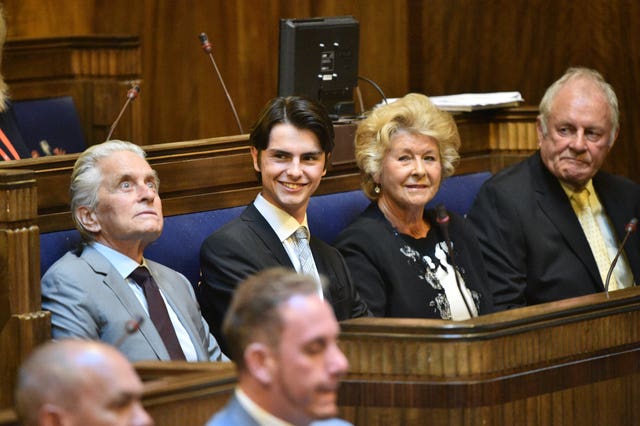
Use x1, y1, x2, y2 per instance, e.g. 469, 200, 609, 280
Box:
42, 140, 226, 362
206, 268, 352, 426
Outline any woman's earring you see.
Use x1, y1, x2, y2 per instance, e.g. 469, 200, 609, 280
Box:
374, 184, 381, 194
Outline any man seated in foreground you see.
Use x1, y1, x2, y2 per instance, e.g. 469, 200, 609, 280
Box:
207, 268, 352, 426
15, 339, 154, 426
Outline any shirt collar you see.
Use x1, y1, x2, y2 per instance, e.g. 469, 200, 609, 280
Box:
254, 193, 310, 242
235, 388, 294, 426
560, 179, 596, 199
91, 242, 149, 279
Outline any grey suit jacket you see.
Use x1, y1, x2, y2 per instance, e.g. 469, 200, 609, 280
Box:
206, 394, 353, 426
41, 244, 226, 362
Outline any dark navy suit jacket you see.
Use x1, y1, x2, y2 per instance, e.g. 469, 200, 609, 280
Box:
468, 151, 640, 309
198, 203, 370, 353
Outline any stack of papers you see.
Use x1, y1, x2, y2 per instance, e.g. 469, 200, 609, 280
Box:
428, 91, 524, 112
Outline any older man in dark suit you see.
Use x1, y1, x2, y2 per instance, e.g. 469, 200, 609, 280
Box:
468, 67, 640, 310
198, 96, 369, 351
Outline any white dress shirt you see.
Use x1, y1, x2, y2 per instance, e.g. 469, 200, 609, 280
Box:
254, 194, 323, 297
92, 242, 199, 360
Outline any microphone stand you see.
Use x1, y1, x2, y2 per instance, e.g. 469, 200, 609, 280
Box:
105, 84, 140, 142
604, 218, 638, 296
114, 316, 145, 348
199, 32, 244, 135
435, 204, 474, 318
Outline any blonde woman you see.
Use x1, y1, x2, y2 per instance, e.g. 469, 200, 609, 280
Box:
334, 93, 493, 319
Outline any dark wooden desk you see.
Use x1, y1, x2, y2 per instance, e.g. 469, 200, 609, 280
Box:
338, 287, 640, 425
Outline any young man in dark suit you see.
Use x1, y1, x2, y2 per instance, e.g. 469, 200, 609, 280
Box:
198, 96, 369, 350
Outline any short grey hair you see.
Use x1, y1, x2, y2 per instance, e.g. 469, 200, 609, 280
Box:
70, 140, 149, 242
538, 67, 619, 144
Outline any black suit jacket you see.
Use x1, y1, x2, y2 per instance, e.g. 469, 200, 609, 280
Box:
197, 203, 370, 351
468, 151, 640, 310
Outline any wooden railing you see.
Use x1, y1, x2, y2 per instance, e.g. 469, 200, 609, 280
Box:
338, 288, 640, 425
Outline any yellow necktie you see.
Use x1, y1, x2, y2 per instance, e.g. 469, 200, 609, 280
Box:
572, 189, 617, 290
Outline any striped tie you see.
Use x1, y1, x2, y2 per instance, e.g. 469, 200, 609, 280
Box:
293, 226, 315, 276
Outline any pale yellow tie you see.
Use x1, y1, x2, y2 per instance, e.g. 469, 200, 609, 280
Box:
572, 189, 617, 290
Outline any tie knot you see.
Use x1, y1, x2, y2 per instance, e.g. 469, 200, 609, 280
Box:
129, 266, 152, 287
294, 226, 309, 242
573, 189, 590, 209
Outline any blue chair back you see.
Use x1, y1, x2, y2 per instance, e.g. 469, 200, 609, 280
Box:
12, 96, 86, 156
39, 171, 492, 286
426, 170, 492, 216
144, 206, 246, 286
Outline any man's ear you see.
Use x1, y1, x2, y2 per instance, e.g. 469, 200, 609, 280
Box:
39, 403, 66, 426
536, 117, 545, 148
609, 127, 620, 149
250, 147, 261, 173
322, 152, 331, 176
76, 206, 101, 234
244, 342, 274, 385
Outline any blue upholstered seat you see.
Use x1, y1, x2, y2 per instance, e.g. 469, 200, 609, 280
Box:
39, 171, 492, 287
12, 96, 86, 156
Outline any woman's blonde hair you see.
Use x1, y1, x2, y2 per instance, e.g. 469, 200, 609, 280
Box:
355, 93, 460, 199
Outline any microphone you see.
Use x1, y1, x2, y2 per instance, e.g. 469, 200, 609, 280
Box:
105, 84, 141, 142
198, 32, 244, 135
113, 315, 145, 348
604, 217, 638, 295
435, 204, 474, 318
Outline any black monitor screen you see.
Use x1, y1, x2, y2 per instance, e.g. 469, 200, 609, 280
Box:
278, 16, 359, 119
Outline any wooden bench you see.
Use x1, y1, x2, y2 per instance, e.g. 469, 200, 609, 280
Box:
39, 171, 491, 286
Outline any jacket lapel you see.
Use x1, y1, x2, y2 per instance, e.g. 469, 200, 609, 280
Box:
81, 246, 170, 360
530, 154, 603, 286
147, 261, 206, 361
243, 204, 295, 267
594, 173, 640, 281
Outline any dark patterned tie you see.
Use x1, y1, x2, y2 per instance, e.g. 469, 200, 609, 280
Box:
129, 266, 186, 360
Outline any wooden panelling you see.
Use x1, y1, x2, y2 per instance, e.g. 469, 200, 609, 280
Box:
338, 287, 640, 425
137, 361, 237, 426
2, 1, 639, 181
0, 169, 50, 409
0, 109, 536, 233
3, 35, 143, 146
408, 0, 640, 181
